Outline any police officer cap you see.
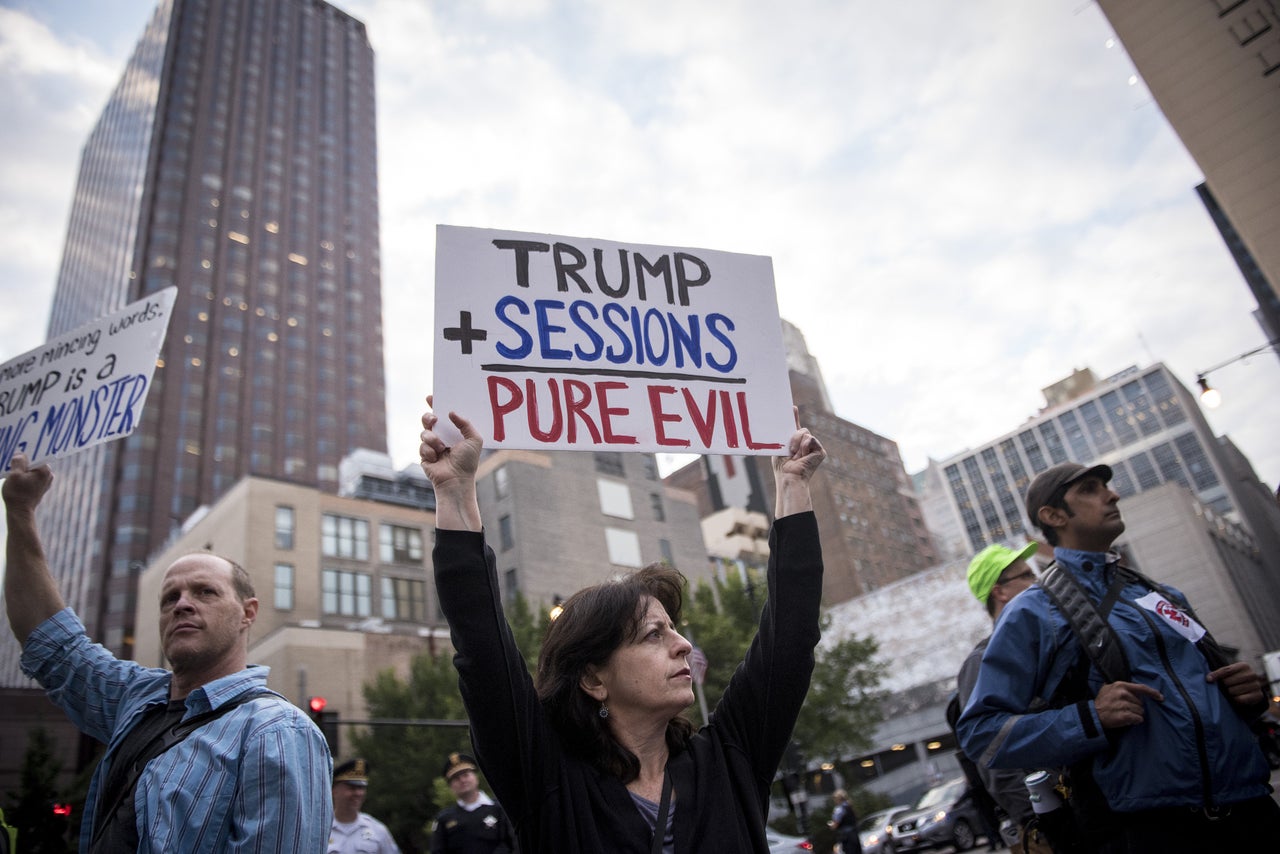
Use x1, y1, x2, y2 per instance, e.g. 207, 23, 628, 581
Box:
333, 758, 369, 787
442, 752, 478, 781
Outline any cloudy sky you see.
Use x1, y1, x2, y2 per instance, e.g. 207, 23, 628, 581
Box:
2, 0, 1277, 492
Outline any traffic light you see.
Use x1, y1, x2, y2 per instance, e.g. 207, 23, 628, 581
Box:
307, 696, 339, 755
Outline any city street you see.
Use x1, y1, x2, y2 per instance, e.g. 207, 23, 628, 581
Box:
919, 766, 1280, 853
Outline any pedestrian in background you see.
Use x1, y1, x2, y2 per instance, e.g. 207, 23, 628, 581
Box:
955, 543, 1052, 854
329, 758, 401, 854
827, 789, 861, 854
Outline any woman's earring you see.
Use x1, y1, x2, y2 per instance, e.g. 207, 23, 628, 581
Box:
598, 704, 609, 719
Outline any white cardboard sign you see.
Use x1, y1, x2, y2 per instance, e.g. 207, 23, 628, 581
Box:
431, 225, 795, 454
0, 287, 177, 471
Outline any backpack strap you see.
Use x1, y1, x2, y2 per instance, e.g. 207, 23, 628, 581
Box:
91, 689, 276, 847
1038, 562, 1131, 685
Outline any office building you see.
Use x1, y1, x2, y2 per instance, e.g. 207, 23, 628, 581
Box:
474, 448, 712, 613
919, 365, 1232, 553
1097, 0, 1280, 336
133, 453, 444, 725
1, 0, 384, 686
666, 323, 938, 606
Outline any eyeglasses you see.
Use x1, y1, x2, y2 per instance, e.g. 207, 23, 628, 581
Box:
995, 569, 1036, 586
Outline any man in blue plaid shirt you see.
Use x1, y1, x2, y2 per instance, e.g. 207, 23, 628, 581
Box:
4, 453, 332, 852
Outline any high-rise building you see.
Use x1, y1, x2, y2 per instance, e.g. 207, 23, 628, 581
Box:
1096, 0, 1280, 334
1, 0, 384, 684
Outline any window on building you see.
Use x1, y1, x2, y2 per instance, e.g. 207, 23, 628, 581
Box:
659, 538, 674, 565
1101, 390, 1138, 447
650, 493, 665, 522
274, 563, 294, 610
322, 568, 372, 616
1058, 411, 1092, 461
275, 505, 295, 549
1143, 369, 1186, 426
1109, 461, 1136, 497
499, 514, 514, 551
1079, 400, 1116, 453
1127, 452, 1161, 490
1122, 380, 1160, 438
598, 479, 634, 519
322, 513, 369, 560
594, 452, 625, 477
605, 528, 642, 567
494, 465, 510, 499
1150, 442, 1189, 488
504, 568, 519, 607
998, 439, 1029, 493
1018, 430, 1047, 472
642, 455, 659, 481
381, 576, 425, 621
1037, 422, 1069, 465
1174, 432, 1219, 491
379, 524, 423, 563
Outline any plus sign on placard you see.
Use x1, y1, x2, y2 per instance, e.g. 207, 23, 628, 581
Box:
442, 311, 488, 355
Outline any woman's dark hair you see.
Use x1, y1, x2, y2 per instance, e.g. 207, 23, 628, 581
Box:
535, 563, 696, 782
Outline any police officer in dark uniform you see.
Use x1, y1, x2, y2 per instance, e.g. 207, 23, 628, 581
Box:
429, 753, 517, 854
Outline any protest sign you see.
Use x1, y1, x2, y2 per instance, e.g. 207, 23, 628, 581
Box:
432, 226, 794, 454
0, 287, 176, 471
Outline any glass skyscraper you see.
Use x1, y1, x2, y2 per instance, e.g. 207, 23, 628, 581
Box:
1, 0, 385, 683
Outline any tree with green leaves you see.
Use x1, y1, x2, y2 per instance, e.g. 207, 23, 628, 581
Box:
353, 651, 474, 854
792, 620, 886, 761
4, 727, 73, 853
682, 568, 885, 762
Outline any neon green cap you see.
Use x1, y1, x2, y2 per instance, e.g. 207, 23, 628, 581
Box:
967, 542, 1039, 603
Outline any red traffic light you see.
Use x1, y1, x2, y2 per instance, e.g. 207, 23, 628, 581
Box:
52, 803, 73, 817
308, 696, 327, 714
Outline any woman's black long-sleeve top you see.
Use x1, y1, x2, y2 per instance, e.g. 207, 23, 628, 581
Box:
433, 511, 824, 854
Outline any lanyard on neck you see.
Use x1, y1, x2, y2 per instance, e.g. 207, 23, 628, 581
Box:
650, 772, 673, 854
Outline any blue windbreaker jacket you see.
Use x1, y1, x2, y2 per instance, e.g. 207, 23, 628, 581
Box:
956, 547, 1270, 813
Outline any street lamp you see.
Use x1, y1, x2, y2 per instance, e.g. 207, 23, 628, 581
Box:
1196, 377, 1222, 409
1195, 339, 1279, 409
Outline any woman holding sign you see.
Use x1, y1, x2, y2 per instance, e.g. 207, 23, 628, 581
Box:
420, 399, 826, 854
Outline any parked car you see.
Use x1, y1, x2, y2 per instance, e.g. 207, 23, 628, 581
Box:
766, 828, 815, 852
859, 804, 911, 854
890, 777, 985, 852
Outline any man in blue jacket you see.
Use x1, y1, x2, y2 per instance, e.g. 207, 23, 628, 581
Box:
957, 461, 1280, 852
